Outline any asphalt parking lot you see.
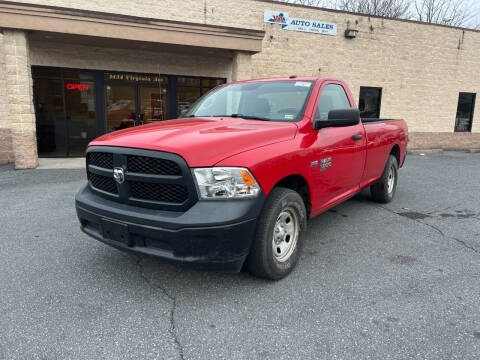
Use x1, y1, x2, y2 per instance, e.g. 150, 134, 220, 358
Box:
1, 152, 479, 360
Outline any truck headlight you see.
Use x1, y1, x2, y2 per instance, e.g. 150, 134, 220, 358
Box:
192, 167, 261, 199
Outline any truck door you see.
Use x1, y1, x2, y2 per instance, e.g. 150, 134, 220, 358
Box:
310, 82, 366, 208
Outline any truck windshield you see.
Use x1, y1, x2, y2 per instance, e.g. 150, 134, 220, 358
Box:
184, 80, 314, 122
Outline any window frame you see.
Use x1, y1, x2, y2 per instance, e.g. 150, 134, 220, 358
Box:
358, 86, 382, 119
454, 92, 476, 133
313, 81, 353, 122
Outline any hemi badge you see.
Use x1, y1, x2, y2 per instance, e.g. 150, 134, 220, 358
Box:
310, 160, 319, 168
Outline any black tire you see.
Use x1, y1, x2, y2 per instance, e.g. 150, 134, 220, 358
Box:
245, 187, 307, 280
370, 154, 399, 203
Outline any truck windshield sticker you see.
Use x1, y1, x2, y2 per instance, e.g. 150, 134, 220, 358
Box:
284, 114, 294, 120
294, 82, 311, 87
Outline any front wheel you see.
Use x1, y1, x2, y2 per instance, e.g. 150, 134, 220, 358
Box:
370, 154, 399, 203
245, 187, 307, 280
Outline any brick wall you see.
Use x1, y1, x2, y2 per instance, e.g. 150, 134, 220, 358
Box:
408, 132, 480, 150
17, 0, 480, 136
3, 0, 480, 162
3, 30, 38, 169
0, 31, 14, 164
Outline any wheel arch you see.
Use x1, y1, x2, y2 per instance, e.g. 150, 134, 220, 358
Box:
272, 174, 311, 217
390, 144, 401, 165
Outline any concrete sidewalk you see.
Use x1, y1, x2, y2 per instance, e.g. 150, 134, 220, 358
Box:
37, 157, 85, 169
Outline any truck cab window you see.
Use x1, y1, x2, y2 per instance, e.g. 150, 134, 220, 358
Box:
316, 84, 350, 121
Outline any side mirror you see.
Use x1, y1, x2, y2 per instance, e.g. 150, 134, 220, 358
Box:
314, 108, 360, 130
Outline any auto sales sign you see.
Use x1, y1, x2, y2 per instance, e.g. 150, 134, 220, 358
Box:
264, 10, 337, 36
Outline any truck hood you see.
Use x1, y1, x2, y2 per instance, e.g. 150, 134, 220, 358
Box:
90, 117, 297, 166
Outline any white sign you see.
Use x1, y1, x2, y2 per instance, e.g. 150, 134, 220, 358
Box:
285, 18, 337, 36
264, 10, 337, 36
264, 10, 289, 28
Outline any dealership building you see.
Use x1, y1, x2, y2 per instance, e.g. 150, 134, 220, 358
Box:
0, 0, 479, 168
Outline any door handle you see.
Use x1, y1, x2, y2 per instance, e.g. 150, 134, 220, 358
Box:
352, 134, 363, 141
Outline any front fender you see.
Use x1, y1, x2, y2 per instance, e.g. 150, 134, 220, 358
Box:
214, 140, 314, 199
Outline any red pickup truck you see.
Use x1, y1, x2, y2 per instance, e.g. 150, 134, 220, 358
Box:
75, 77, 408, 280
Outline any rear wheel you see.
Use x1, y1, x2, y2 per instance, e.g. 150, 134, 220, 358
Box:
370, 154, 399, 203
245, 187, 307, 280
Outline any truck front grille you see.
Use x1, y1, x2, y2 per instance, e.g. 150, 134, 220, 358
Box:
86, 147, 197, 211
88, 172, 118, 194
127, 155, 181, 175
87, 152, 113, 169
130, 181, 188, 203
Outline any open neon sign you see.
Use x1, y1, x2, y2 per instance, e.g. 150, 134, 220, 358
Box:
66, 83, 89, 91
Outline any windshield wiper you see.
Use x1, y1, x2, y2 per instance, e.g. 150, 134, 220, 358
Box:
209, 114, 272, 121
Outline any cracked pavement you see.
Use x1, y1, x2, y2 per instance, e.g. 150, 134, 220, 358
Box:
1, 151, 479, 359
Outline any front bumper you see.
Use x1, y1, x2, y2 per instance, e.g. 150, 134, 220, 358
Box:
75, 184, 265, 271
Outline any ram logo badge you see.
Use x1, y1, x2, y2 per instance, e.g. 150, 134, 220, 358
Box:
320, 157, 332, 172
113, 167, 125, 184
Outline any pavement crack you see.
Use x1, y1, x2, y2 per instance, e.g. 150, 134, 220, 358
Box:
377, 205, 480, 256
136, 257, 185, 360
378, 205, 445, 236
452, 237, 480, 254
418, 221, 445, 237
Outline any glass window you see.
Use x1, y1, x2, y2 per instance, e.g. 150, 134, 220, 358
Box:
64, 80, 96, 156
178, 77, 201, 86
455, 93, 476, 132
140, 86, 168, 124
186, 81, 313, 122
316, 84, 351, 121
202, 87, 214, 95
176, 77, 225, 116
32, 67, 62, 78
106, 85, 136, 132
178, 86, 201, 116
62, 70, 94, 81
202, 78, 224, 87
34, 78, 67, 156
359, 87, 382, 119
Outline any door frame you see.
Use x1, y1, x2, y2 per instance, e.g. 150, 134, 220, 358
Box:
103, 79, 172, 130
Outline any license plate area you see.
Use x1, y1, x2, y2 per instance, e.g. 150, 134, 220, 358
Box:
101, 218, 131, 246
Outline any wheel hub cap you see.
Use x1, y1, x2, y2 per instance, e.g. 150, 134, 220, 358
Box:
272, 208, 299, 263
387, 166, 396, 193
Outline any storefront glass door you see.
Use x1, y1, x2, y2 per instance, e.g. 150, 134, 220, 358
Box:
105, 84, 168, 132
139, 86, 168, 124
33, 68, 97, 157
106, 85, 136, 132
34, 78, 67, 156
33, 67, 226, 157
65, 80, 97, 156
105, 73, 169, 132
